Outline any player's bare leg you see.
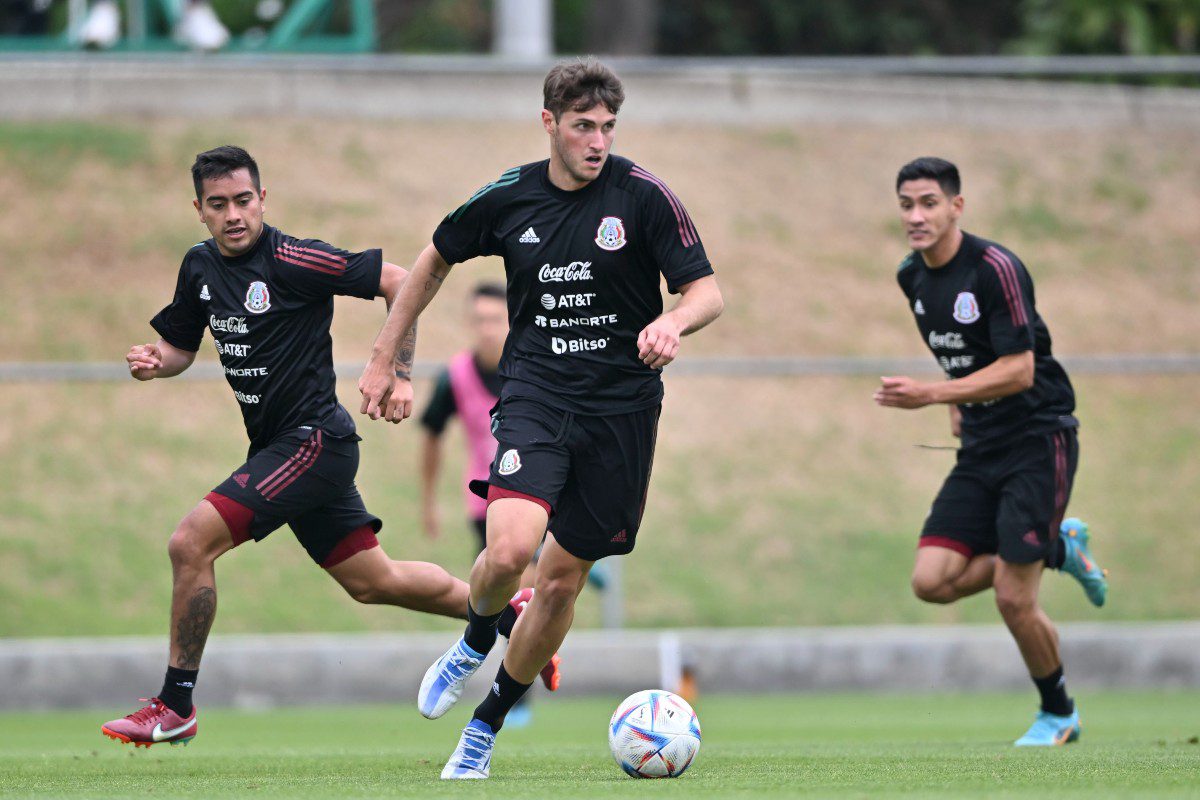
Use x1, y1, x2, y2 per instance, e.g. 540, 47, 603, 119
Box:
326, 546, 469, 618
501, 533, 589, 683
101, 500, 234, 747
994, 559, 1081, 746
910, 546, 995, 604
418, 497, 545, 719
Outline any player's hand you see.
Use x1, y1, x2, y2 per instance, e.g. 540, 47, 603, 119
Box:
873, 376, 934, 409
637, 315, 683, 369
384, 376, 414, 424
358, 355, 395, 421
126, 343, 163, 381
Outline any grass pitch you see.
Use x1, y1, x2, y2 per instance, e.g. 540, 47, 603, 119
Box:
2, 691, 1198, 798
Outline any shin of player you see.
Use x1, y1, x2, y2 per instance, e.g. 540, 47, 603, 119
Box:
878, 157, 1108, 748
358, 59, 723, 778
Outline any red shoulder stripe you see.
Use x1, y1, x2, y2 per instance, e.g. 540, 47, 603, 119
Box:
275, 252, 343, 276
277, 243, 347, 270
983, 247, 1028, 327
630, 166, 699, 247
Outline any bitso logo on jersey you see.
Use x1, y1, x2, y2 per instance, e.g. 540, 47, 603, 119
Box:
497, 449, 522, 476
244, 281, 272, 314
953, 291, 980, 324
595, 216, 627, 251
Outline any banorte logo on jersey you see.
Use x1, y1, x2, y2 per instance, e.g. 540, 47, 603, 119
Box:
244, 281, 271, 314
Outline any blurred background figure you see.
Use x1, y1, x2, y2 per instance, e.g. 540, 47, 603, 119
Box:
1, 0, 50, 35
78, 0, 229, 50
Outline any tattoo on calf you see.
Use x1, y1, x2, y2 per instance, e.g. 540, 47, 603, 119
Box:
175, 586, 216, 670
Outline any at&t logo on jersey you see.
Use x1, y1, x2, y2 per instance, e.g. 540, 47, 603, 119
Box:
953, 291, 980, 324
244, 281, 272, 314
595, 216, 626, 251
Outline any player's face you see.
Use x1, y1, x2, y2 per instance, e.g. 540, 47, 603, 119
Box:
897, 179, 963, 252
193, 169, 266, 257
543, 104, 617, 189
469, 295, 508, 357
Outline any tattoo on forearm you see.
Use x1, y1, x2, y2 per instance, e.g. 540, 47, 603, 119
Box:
395, 321, 418, 379
175, 586, 216, 669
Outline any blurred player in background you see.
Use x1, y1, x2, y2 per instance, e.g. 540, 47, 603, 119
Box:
101, 145, 547, 748
358, 57, 724, 779
876, 156, 1109, 747
79, 0, 230, 50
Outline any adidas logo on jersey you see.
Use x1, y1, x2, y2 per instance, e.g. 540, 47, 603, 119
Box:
199, 284, 211, 301
914, 299, 925, 315
519, 227, 540, 244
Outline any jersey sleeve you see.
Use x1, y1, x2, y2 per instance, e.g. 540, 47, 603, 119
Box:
271, 235, 383, 301
418, 369, 457, 435
978, 246, 1036, 355
432, 169, 517, 265
896, 255, 917, 301
149, 253, 206, 352
633, 169, 713, 293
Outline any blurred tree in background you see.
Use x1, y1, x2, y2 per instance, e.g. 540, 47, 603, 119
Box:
1011, 0, 1200, 55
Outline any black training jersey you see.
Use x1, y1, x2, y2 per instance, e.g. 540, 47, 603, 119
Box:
150, 224, 382, 450
896, 231, 1076, 450
432, 155, 713, 415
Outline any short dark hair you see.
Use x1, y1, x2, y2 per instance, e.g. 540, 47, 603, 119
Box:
543, 57, 625, 120
896, 157, 961, 197
471, 281, 506, 301
191, 145, 260, 200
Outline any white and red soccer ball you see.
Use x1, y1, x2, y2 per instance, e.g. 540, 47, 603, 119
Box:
608, 690, 701, 778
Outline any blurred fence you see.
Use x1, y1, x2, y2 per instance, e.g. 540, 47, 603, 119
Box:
3, 355, 1199, 383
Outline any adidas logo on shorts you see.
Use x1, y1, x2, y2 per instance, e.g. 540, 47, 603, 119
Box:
519, 227, 540, 244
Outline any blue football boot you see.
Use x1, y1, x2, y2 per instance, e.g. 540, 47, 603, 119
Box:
1060, 518, 1108, 607
1014, 708, 1081, 746
441, 719, 496, 779
418, 637, 485, 719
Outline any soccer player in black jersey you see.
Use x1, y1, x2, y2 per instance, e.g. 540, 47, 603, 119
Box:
876, 157, 1109, 747
358, 59, 724, 778
101, 146, 541, 748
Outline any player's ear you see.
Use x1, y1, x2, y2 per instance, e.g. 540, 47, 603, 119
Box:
541, 109, 555, 134
193, 197, 203, 219
951, 194, 964, 217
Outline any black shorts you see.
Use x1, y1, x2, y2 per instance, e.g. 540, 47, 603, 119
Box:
208, 427, 381, 567
470, 397, 660, 562
920, 428, 1078, 564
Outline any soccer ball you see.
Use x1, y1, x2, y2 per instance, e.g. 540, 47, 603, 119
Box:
608, 689, 701, 778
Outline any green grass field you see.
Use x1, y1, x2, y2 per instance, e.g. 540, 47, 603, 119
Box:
3, 693, 1198, 798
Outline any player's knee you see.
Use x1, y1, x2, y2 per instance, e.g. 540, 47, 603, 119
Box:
534, 573, 579, 613
168, 524, 208, 569
483, 538, 536, 582
910, 574, 953, 604
343, 579, 383, 605
994, 588, 1036, 621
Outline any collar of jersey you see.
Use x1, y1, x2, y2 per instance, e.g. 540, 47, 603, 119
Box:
918, 230, 974, 275
538, 158, 609, 201
209, 224, 272, 267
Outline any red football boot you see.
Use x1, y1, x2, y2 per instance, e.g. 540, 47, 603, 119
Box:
101, 698, 197, 747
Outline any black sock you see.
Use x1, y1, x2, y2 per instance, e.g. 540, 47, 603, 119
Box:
1045, 537, 1067, 570
472, 664, 533, 732
1033, 665, 1074, 716
497, 602, 518, 638
158, 667, 198, 717
464, 601, 504, 655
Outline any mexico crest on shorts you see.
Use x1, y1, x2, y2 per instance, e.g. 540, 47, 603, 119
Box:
595, 216, 626, 251
244, 281, 271, 314
953, 291, 980, 324
497, 448, 522, 476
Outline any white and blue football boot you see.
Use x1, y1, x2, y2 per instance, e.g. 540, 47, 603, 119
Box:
1060, 518, 1108, 607
1014, 708, 1081, 746
441, 719, 496, 779
418, 637, 485, 719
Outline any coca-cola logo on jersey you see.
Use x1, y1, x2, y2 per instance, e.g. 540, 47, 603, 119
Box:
538, 261, 593, 283
210, 315, 249, 334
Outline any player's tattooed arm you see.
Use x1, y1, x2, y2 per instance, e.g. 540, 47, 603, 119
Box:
394, 322, 417, 381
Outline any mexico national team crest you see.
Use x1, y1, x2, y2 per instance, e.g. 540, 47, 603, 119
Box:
595, 216, 626, 251
497, 448, 522, 476
244, 281, 271, 314
953, 291, 980, 324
